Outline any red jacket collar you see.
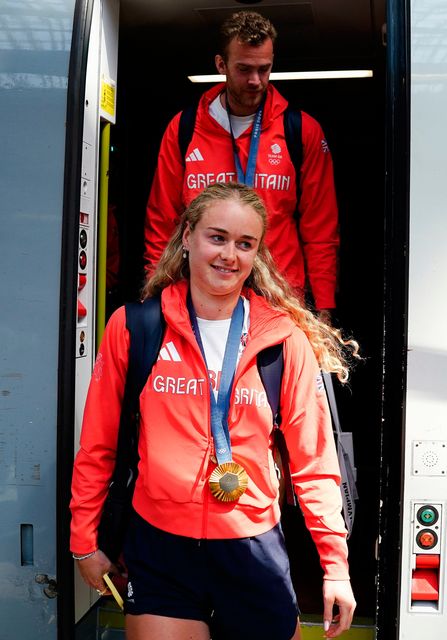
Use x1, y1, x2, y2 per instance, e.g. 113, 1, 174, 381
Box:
161, 280, 294, 350
198, 83, 288, 131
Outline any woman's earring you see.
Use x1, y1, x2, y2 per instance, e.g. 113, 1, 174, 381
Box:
182, 246, 188, 259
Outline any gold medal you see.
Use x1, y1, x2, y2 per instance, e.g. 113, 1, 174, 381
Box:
209, 461, 249, 502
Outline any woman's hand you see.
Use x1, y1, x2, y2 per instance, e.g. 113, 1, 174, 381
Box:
322, 580, 356, 637
75, 550, 115, 595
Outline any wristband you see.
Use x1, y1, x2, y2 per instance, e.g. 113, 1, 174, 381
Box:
72, 550, 96, 561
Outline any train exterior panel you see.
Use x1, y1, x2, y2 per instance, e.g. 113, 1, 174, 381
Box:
398, 0, 447, 636
0, 1, 76, 639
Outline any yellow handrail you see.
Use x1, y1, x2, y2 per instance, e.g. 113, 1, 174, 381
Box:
96, 122, 110, 351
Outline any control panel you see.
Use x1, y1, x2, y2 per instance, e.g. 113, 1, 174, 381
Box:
410, 501, 443, 611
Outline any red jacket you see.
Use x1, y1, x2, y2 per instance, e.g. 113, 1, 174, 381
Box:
145, 84, 339, 309
70, 282, 349, 580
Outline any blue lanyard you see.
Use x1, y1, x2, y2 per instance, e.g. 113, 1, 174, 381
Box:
187, 294, 244, 465
226, 94, 264, 187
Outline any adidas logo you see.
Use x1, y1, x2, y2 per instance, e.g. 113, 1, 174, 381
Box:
185, 147, 204, 162
158, 341, 182, 362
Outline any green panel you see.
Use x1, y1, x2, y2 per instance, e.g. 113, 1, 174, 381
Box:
301, 624, 375, 639
97, 602, 125, 630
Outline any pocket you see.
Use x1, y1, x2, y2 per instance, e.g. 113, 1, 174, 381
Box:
139, 391, 209, 503
249, 525, 292, 582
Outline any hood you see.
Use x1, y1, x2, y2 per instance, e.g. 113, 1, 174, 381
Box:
196, 82, 289, 135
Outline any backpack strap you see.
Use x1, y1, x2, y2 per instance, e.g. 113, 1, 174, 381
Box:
257, 344, 283, 425
178, 100, 199, 165
283, 106, 303, 205
125, 296, 165, 401
257, 344, 297, 507
115, 297, 165, 472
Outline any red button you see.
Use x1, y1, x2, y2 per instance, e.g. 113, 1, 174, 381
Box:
411, 568, 439, 601
416, 554, 440, 568
77, 301, 87, 320
79, 250, 87, 270
417, 530, 437, 548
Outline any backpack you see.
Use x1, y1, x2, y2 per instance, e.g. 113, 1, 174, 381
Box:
258, 341, 358, 537
178, 100, 303, 198
97, 297, 165, 563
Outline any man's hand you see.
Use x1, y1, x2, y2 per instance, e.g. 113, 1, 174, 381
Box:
322, 580, 356, 637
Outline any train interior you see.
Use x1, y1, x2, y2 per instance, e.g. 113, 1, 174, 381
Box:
87, 0, 388, 634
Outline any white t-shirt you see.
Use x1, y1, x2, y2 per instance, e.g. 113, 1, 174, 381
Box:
209, 94, 255, 139
196, 298, 250, 399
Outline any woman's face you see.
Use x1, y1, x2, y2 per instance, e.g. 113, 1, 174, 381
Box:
182, 199, 263, 302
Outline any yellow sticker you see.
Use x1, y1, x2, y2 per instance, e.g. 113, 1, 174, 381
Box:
100, 81, 115, 117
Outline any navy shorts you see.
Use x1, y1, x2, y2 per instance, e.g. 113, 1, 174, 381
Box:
123, 511, 299, 640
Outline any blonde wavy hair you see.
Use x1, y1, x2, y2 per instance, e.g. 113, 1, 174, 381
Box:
142, 182, 358, 382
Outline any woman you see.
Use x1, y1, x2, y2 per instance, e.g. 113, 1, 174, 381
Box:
70, 182, 357, 639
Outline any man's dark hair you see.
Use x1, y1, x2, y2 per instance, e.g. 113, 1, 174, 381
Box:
219, 11, 277, 59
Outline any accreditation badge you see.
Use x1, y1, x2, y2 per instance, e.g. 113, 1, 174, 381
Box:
209, 461, 249, 502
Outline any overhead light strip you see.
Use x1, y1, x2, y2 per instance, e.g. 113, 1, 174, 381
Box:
188, 70, 373, 83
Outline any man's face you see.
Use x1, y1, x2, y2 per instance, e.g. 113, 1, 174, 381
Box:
215, 37, 274, 116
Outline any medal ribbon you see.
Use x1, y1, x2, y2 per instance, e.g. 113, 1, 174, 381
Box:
226, 94, 264, 187
187, 293, 244, 465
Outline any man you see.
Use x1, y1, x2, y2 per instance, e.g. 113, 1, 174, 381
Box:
145, 11, 339, 316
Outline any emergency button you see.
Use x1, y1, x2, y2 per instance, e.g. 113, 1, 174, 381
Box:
416, 529, 438, 550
